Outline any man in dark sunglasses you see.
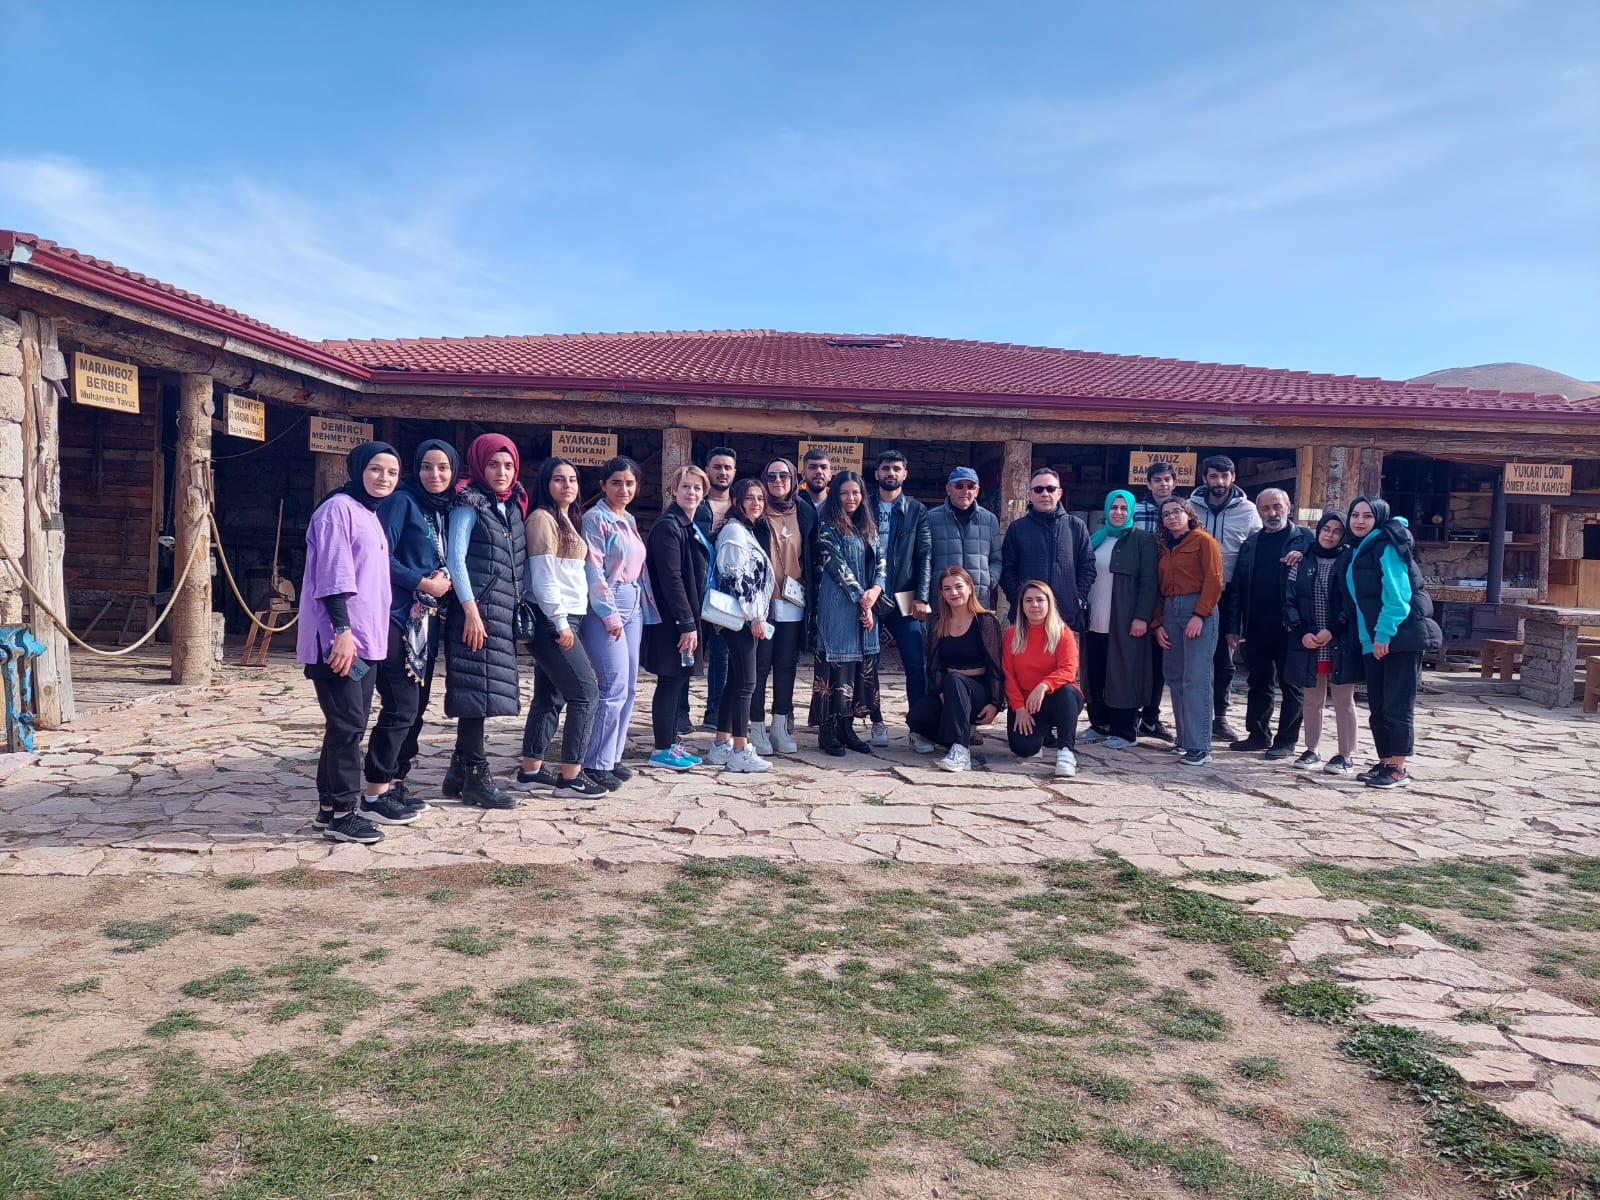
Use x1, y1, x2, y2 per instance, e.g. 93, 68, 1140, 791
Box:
1000, 468, 1095, 637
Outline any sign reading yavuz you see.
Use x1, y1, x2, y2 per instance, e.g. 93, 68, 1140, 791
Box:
1128, 451, 1196, 487
72, 352, 140, 413
798, 440, 864, 475
1504, 462, 1571, 497
308, 416, 374, 455
552, 430, 618, 466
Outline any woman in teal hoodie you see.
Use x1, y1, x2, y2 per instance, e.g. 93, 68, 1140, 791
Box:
1345, 496, 1437, 791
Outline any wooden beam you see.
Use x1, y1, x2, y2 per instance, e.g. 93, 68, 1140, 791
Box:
171, 373, 213, 685
17, 312, 73, 725
1001, 440, 1032, 530
661, 427, 690, 506
1294, 446, 1313, 511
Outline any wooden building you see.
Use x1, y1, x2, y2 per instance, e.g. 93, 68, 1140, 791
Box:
3, 230, 1597, 725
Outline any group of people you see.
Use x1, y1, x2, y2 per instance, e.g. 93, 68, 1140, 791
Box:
298, 438, 1434, 846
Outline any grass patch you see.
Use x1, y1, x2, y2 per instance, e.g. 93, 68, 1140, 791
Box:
200, 912, 259, 936
485, 864, 539, 888
1231, 1055, 1284, 1082
101, 919, 180, 953
1099, 1128, 1289, 1198
58, 978, 101, 996
222, 874, 256, 890
146, 1009, 221, 1039
433, 925, 509, 956
425, 886, 458, 903
419, 985, 480, 1030
1146, 988, 1229, 1041
493, 976, 580, 1024
1264, 979, 1369, 1024
179, 967, 262, 1003
1294, 860, 1523, 922
1181, 1071, 1218, 1099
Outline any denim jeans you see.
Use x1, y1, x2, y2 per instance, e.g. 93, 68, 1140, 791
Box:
1164, 593, 1219, 753
873, 607, 927, 715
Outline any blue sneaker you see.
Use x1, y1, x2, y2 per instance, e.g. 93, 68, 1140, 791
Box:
649, 747, 697, 771
669, 742, 703, 765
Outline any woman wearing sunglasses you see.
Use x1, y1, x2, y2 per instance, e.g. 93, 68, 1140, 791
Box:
749, 457, 814, 754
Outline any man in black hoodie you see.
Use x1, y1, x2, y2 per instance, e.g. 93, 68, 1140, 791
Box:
1000, 468, 1095, 629
1226, 488, 1311, 758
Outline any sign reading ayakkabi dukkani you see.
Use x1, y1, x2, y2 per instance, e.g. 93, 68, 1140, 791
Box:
552, 430, 618, 466
1504, 462, 1572, 497
72, 352, 140, 414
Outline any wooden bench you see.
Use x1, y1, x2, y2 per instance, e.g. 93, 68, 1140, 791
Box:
1481, 639, 1523, 681
1586, 657, 1600, 714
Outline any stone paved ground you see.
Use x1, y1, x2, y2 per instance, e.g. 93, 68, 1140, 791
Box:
3, 652, 1600, 1149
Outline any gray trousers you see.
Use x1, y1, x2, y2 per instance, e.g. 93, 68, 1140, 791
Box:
1163, 592, 1218, 752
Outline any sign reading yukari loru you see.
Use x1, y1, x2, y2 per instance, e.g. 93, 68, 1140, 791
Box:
224, 394, 266, 441
1504, 462, 1572, 497
308, 416, 375, 455
551, 430, 618, 467
1128, 451, 1196, 487
798, 440, 864, 475
72, 352, 140, 414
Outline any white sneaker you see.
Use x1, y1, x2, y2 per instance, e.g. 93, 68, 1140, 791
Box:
749, 723, 773, 755
726, 745, 772, 774
910, 732, 938, 754
1054, 748, 1078, 778
769, 714, 799, 754
871, 722, 890, 748
706, 740, 733, 767
937, 744, 971, 773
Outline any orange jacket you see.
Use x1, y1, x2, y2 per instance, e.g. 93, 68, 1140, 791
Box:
1153, 528, 1224, 627
1002, 622, 1081, 709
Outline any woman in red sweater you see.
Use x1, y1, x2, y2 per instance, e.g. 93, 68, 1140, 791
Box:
1002, 580, 1084, 778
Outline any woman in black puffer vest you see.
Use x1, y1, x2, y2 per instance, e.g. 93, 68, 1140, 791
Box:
442, 433, 529, 808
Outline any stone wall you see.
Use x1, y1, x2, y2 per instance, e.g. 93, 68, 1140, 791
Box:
1519, 619, 1578, 708
0, 312, 23, 623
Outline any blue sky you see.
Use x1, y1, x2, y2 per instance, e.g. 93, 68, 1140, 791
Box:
2, 0, 1595, 380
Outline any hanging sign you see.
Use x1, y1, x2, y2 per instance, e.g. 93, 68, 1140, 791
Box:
799, 439, 864, 475
1504, 462, 1572, 497
223, 394, 266, 442
1128, 451, 1196, 487
71, 352, 140, 414
308, 416, 374, 455
551, 429, 618, 467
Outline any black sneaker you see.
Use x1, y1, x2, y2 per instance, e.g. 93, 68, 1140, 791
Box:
1181, 749, 1212, 767
553, 773, 609, 799
676, 713, 694, 737
324, 811, 384, 844
609, 763, 635, 782
1138, 722, 1174, 743
1229, 737, 1270, 752
586, 769, 624, 792
1366, 765, 1411, 790
1324, 755, 1355, 777
312, 807, 334, 830
388, 781, 430, 812
1212, 719, 1242, 742
1264, 745, 1296, 761
515, 764, 562, 790
1357, 763, 1385, 784
358, 794, 421, 825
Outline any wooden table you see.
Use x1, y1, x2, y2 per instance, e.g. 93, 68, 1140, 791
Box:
1499, 604, 1600, 707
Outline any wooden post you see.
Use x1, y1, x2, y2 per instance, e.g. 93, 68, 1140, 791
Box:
171, 373, 214, 685
1294, 445, 1314, 515
1486, 473, 1507, 605
1357, 447, 1383, 499
17, 311, 73, 725
661, 426, 691, 504
313, 453, 344, 504
1001, 439, 1031, 530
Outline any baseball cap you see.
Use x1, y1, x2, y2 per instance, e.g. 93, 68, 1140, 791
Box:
947, 467, 980, 485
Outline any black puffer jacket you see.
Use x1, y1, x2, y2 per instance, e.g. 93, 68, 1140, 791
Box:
443, 485, 527, 719
1283, 549, 1362, 688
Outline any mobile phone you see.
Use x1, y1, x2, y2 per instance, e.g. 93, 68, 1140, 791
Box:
328, 649, 370, 681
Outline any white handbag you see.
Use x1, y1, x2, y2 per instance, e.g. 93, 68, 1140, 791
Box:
700, 557, 746, 631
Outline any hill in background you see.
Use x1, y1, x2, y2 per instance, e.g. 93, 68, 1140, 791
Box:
1410, 362, 1600, 399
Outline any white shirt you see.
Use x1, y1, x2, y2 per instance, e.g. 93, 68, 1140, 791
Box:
1088, 538, 1116, 635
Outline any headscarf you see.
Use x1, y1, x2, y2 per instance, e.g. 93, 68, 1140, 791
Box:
1310, 511, 1347, 560
401, 439, 460, 515
762, 457, 798, 515
339, 440, 401, 512
1090, 489, 1136, 549
459, 432, 528, 518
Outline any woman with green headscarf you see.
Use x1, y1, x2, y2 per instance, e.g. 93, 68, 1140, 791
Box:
1080, 489, 1159, 748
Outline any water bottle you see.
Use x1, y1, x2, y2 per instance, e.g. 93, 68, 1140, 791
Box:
680, 645, 694, 668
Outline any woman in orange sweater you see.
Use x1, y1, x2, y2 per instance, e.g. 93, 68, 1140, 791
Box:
1002, 580, 1084, 778
1152, 497, 1225, 766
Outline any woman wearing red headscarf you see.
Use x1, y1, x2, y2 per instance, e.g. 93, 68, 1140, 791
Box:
441, 433, 529, 809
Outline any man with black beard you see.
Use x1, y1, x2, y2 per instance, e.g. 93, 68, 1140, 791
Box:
1227, 488, 1311, 758
799, 448, 832, 509
1190, 455, 1261, 741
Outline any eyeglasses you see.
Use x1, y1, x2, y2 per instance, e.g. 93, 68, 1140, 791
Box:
1163, 509, 1187, 519
950, 482, 978, 490
1031, 485, 1059, 494
765, 472, 791, 480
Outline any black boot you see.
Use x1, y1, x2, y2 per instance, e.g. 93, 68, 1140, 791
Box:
461, 761, 516, 810
441, 751, 465, 799
838, 716, 873, 754
819, 715, 846, 758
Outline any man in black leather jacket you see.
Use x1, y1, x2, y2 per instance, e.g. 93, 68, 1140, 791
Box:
869, 449, 933, 746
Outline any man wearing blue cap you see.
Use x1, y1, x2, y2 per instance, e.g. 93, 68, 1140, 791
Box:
928, 467, 1002, 610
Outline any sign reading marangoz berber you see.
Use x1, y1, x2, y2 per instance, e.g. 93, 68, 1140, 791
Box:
1504, 462, 1572, 497
72, 352, 140, 414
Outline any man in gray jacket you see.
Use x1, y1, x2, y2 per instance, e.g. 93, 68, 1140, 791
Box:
927, 467, 1002, 609
1190, 454, 1262, 741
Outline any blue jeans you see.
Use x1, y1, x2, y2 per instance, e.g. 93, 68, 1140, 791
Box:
679, 630, 729, 723
874, 607, 927, 716
1163, 593, 1219, 753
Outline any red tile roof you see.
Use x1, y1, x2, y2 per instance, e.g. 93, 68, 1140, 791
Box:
6, 229, 1595, 422
322, 329, 1600, 419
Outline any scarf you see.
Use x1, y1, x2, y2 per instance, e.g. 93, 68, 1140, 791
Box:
1310, 512, 1347, 560
1090, 489, 1136, 549
401, 438, 460, 515
763, 458, 798, 515
459, 433, 528, 518
338, 440, 400, 511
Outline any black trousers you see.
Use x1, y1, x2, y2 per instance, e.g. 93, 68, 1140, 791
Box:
1083, 630, 1139, 741
1140, 641, 1166, 729
908, 672, 996, 749
752, 619, 804, 721
652, 674, 688, 750
307, 661, 379, 812
1364, 650, 1421, 759
1212, 593, 1236, 719
456, 716, 487, 767
522, 615, 599, 765
1243, 621, 1304, 748
1007, 685, 1084, 758
717, 626, 759, 739
364, 619, 438, 784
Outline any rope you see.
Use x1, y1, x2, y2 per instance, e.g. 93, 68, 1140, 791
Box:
206, 508, 299, 634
